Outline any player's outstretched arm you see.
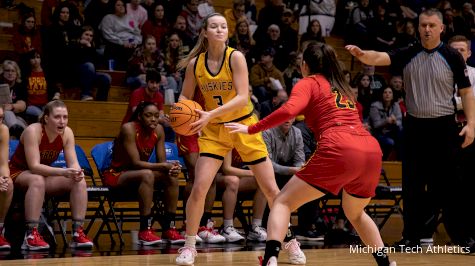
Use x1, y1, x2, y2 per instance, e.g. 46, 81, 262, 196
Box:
345, 45, 391, 66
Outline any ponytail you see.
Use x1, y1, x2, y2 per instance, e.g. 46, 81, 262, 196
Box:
303, 42, 355, 101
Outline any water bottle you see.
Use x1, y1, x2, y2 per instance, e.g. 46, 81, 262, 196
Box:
163, 84, 175, 115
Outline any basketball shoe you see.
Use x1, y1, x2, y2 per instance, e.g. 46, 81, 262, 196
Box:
283, 239, 306, 264
138, 228, 162, 245
21, 228, 50, 250
70, 226, 93, 248
221, 225, 245, 243
163, 227, 186, 244
175, 246, 197, 265
197, 221, 225, 243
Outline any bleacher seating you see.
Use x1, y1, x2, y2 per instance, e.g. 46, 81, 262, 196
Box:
0, 0, 405, 245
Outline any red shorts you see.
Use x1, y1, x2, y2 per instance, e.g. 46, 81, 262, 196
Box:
102, 169, 124, 187
176, 134, 199, 156
296, 130, 382, 198
9, 167, 24, 181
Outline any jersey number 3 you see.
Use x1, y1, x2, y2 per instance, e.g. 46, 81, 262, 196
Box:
332, 88, 355, 109
213, 95, 223, 106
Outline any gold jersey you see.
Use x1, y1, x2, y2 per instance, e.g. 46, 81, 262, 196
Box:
194, 46, 254, 123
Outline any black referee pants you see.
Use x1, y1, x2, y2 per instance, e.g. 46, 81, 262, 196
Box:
401, 114, 459, 241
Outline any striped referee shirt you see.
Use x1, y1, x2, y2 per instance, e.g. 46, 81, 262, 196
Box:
388, 42, 471, 118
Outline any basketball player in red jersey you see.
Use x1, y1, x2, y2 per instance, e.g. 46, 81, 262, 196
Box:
226, 43, 396, 266
0, 105, 13, 250
9, 100, 93, 250
104, 102, 182, 245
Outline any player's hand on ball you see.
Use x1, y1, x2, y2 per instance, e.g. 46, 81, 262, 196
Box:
225, 122, 249, 134
189, 109, 211, 135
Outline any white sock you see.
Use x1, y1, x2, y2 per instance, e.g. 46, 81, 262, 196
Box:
223, 219, 233, 228
252, 219, 262, 229
184, 235, 196, 248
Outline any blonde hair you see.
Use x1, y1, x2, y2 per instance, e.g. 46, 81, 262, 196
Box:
0, 60, 22, 84
177, 13, 226, 70
235, 17, 255, 46
39, 100, 67, 124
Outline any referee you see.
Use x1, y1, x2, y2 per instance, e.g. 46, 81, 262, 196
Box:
346, 8, 475, 251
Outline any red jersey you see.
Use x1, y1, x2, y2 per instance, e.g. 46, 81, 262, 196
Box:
27, 71, 49, 106
249, 75, 369, 137
122, 87, 164, 124
110, 122, 159, 171
356, 101, 364, 121
10, 126, 63, 178
231, 148, 244, 168
176, 87, 205, 156
192, 85, 205, 108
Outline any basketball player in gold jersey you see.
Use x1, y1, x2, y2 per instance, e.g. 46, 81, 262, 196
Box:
175, 13, 305, 266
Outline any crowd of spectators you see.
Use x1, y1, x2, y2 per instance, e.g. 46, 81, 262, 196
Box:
2, 0, 475, 247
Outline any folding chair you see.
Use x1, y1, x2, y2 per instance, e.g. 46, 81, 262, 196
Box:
47, 145, 109, 245
365, 169, 403, 229
8, 139, 19, 159
90, 141, 126, 245
149, 142, 186, 166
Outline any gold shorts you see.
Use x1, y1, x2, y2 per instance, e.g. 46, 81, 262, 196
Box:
199, 115, 268, 164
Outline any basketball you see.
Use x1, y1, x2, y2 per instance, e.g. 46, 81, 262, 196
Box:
169, 99, 203, 136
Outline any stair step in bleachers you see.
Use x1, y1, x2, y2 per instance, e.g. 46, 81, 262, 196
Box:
108, 85, 131, 102
0, 8, 20, 25
97, 70, 131, 102
64, 100, 127, 139
0, 33, 13, 51
97, 70, 126, 87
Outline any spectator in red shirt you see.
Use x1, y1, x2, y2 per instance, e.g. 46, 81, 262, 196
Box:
122, 69, 165, 124
141, 3, 169, 48
122, 69, 175, 141
12, 12, 42, 73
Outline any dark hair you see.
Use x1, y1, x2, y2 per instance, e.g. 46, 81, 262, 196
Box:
306, 19, 322, 38
19, 12, 37, 34
115, 0, 127, 14
25, 49, 40, 60
380, 87, 397, 107
150, 3, 168, 25
352, 72, 370, 88
129, 101, 158, 122
52, 2, 71, 25
146, 69, 161, 82
262, 47, 276, 57
303, 42, 354, 101
39, 100, 67, 124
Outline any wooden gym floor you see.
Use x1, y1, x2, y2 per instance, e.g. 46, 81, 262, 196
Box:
0, 213, 472, 265
0, 248, 474, 265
